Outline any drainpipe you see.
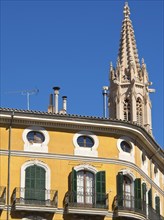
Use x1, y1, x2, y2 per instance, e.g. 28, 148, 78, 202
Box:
7, 111, 14, 220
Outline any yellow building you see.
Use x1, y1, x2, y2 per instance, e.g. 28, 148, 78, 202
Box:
0, 2, 164, 220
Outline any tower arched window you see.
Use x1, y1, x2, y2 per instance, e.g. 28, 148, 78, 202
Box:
136, 97, 143, 125
123, 98, 131, 121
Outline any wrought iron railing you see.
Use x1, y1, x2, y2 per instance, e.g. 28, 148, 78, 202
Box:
64, 191, 108, 209
148, 205, 164, 220
11, 187, 58, 207
114, 195, 146, 216
0, 186, 6, 205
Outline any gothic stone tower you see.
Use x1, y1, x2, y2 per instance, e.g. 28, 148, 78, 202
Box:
108, 2, 155, 135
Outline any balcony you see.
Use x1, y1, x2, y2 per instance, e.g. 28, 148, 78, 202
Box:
64, 191, 108, 216
0, 186, 6, 209
113, 195, 146, 220
148, 205, 164, 220
11, 187, 58, 213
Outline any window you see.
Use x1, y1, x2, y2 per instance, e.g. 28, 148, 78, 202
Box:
123, 98, 131, 121
21, 160, 51, 203
116, 172, 143, 211
142, 153, 146, 164
154, 165, 160, 186
77, 136, 94, 148
70, 167, 106, 208
25, 165, 45, 204
154, 166, 158, 176
27, 131, 45, 143
73, 131, 99, 157
23, 126, 49, 153
136, 97, 143, 125
117, 137, 135, 163
120, 141, 131, 153
148, 189, 152, 207
141, 151, 148, 174
142, 183, 147, 211
77, 170, 95, 204
155, 196, 160, 215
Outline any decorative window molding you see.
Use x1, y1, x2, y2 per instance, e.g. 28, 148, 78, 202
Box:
120, 169, 136, 181
74, 164, 98, 174
21, 160, 51, 199
73, 131, 99, 157
117, 136, 135, 163
23, 126, 49, 153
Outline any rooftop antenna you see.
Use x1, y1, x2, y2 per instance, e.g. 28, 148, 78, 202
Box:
6, 88, 39, 110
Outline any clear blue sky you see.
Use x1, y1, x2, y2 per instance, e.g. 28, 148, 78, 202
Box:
1, 0, 163, 148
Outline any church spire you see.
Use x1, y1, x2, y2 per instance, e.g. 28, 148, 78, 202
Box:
117, 2, 141, 80
108, 2, 155, 135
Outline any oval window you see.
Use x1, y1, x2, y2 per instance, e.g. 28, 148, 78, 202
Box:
77, 136, 94, 148
27, 131, 45, 144
120, 141, 131, 153
142, 153, 146, 164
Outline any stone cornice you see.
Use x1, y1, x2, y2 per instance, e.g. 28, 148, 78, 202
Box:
0, 108, 163, 168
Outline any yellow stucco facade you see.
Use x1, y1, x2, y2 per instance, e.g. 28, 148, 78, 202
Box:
0, 110, 164, 220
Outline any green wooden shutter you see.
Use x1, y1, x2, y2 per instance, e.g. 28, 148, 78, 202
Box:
142, 183, 147, 213
148, 189, 152, 207
71, 168, 77, 203
36, 166, 45, 201
25, 165, 45, 201
134, 178, 141, 210
155, 196, 160, 215
96, 171, 106, 208
117, 172, 123, 207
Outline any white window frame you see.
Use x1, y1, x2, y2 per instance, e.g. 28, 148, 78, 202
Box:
73, 131, 99, 157
23, 126, 49, 153
117, 136, 135, 163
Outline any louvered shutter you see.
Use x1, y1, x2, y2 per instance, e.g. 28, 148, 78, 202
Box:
142, 183, 147, 213
155, 196, 160, 215
148, 188, 152, 207
71, 168, 77, 203
25, 165, 45, 201
117, 172, 123, 207
134, 178, 141, 210
96, 171, 106, 208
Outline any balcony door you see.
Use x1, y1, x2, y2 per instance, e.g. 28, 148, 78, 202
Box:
25, 165, 45, 203
77, 170, 95, 205
123, 175, 132, 208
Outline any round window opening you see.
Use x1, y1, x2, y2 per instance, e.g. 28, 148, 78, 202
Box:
77, 136, 94, 148
120, 141, 131, 153
27, 131, 45, 144
142, 153, 146, 164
